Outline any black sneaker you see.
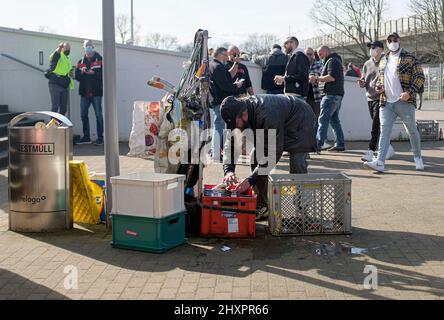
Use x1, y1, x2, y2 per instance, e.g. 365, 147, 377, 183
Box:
256, 207, 269, 221
76, 137, 92, 145
95, 140, 104, 146
328, 146, 346, 152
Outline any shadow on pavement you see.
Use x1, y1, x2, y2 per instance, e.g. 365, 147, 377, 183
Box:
0, 269, 69, 300
18, 225, 444, 300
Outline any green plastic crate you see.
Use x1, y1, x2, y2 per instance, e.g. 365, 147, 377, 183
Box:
111, 212, 186, 254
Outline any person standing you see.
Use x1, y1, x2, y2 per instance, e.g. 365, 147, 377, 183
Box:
359, 41, 396, 162
274, 37, 309, 99
75, 40, 104, 146
311, 46, 346, 152
364, 33, 425, 173
209, 47, 243, 160
227, 45, 254, 97
45, 42, 74, 116
305, 47, 323, 119
252, 44, 288, 94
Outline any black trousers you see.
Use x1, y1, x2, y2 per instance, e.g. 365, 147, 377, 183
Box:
252, 152, 308, 209
368, 100, 381, 152
307, 99, 321, 120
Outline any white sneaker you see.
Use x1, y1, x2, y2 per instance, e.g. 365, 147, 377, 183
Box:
362, 150, 375, 162
386, 145, 396, 160
414, 157, 425, 171
321, 142, 332, 151
364, 160, 385, 173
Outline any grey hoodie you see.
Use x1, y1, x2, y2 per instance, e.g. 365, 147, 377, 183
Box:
361, 54, 384, 101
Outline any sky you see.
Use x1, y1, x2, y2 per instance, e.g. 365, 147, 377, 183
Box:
0, 0, 412, 47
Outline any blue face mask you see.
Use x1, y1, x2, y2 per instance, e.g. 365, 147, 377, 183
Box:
85, 46, 94, 55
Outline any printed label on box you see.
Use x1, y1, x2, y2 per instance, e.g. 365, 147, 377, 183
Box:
228, 218, 239, 234
222, 211, 236, 219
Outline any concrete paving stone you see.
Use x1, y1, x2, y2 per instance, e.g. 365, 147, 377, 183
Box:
0, 138, 443, 300
178, 283, 198, 294
158, 288, 178, 299
142, 283, 163, 294
194, 288, 215, 299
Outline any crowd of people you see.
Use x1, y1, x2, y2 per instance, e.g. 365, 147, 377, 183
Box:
43, 33, 426, 219
210, 32, 426, 218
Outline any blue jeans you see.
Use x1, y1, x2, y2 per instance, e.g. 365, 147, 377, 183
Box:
80, 96, 104, 141
211, 105, 225, 159
377, 100, 422, 162
317, 95, 345, 149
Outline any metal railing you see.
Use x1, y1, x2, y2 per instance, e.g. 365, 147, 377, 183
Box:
301, 14, 429, 49
0, 53, 45, 73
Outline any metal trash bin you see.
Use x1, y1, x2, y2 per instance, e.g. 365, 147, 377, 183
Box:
8, 112, 73, 232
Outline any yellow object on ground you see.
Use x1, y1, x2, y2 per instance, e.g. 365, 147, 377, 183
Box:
70, 161, 101, 225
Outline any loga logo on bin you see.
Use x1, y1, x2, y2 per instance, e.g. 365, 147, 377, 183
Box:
22, 195, 47, 205
18, 143, 55, 155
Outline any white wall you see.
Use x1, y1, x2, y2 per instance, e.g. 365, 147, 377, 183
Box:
0, 26, 403, 142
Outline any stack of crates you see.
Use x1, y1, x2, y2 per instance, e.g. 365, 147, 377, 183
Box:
201, 185, 257, 238
417, 120, 440, 141
110, 173, 186, 253
268, 173, 352, 236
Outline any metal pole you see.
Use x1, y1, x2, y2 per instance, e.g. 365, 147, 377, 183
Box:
102, 0, 120, 228
130, 0, 134, 44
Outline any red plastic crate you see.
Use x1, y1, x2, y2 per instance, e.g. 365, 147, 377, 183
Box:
201, 185, 257, 238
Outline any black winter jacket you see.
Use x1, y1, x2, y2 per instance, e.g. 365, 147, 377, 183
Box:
262, 51, 288, 91
285, 51, 310, 96
74, 53, 103, 97
223, 95, 317, 182
209, 59, 240, 106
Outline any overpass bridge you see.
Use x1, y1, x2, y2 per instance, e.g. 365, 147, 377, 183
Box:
300, 15, 441, 64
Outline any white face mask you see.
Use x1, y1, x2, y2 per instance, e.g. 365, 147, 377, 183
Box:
370, 49, 377, 58
388, 42, 400, 52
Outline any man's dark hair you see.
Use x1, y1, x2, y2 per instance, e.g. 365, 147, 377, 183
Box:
272, 44, 282, 50
214, 47, 227, 58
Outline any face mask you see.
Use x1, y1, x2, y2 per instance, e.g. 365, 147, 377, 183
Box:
388, 42, 400, 52
64, 50, 70, 56
85, 46, 94, 55
370, 49, 377, 58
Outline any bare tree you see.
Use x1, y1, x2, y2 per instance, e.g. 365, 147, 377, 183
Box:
410, 0, 444, 63
241, 34, 280, 55
36, 26, 55, 34
115, 14, 142, 45
145, 33, 179, 51
116, 14, 130, 44
311, 0, 387, 62
177, 43, 194, 54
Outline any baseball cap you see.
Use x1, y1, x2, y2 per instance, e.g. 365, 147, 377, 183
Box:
367, 40, 384, 49
220, 96, 248, 130
387, 32, 401, 41
284, 36, 299, 45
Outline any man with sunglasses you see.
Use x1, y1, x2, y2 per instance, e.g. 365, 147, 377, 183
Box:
364, 33, 425, 173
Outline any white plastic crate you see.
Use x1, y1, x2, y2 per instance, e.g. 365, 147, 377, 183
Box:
111, 172, 185, 218
268, 173, 352, 236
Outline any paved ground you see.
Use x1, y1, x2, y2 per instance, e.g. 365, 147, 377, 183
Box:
0, 138, 443, 300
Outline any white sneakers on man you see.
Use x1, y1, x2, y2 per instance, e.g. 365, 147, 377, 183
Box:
414, 157, 425, 171
362, 145, 396, 163
364, 160, 385, 173
362, 150, 375, 162
386, 145, 396, 160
